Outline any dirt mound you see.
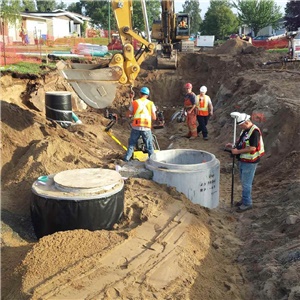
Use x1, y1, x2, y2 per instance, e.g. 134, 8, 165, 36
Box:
213, 38, 261, 55
1, 49, 300, 300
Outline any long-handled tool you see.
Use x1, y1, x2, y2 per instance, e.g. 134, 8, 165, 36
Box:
230, 112, 240, 207
104, 118, 160, 162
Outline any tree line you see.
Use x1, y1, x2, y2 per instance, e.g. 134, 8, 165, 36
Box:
1, 0, 300, 40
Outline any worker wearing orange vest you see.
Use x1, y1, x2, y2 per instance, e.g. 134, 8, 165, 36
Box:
124, 87, 157, 162
183, 83, 197, 140
225, 113, 265, 212
196, 86, 213, 140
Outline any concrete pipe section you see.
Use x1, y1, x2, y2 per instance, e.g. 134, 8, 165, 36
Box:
145, 149, 220, 209
31, 168, 124, 238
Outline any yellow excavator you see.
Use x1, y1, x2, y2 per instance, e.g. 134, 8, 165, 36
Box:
60, 0, 192, 109
61, 0, 155, 109
151, 0, 194, 69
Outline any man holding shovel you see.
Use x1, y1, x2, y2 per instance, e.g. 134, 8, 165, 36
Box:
225, 112, 265, 212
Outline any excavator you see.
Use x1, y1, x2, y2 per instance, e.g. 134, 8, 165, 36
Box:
60, 0, 192, 110
61, 0, 155, 109
151, 0, 194, 69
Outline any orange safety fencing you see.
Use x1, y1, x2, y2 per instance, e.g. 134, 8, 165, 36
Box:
0, 37, 110, 66
0, 46, 44, 65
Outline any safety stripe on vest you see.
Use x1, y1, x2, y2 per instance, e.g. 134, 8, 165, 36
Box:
240, 125, 265, 162
132, 99, 152, 128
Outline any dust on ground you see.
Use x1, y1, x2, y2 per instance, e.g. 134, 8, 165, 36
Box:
1, 39, 300, 300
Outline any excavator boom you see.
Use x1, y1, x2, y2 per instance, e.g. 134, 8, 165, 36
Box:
60, 0, 155, 109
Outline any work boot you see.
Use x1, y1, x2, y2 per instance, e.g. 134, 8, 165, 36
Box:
115, 159, 128, 167
236, 204, 252, 213
235, 200, 243, 207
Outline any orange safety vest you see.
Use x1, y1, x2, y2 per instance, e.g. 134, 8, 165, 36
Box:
197, 94, 210, 116
240, 125, 265, 163
131, 98, 153, 128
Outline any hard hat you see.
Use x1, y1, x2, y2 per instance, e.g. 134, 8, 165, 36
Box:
185, 83, 192, 89
237, 113, 251, 125
140, 86, 150, 95
200, 86, 207, 93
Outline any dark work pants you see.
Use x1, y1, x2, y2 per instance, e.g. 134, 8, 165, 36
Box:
197, 115, 209, 138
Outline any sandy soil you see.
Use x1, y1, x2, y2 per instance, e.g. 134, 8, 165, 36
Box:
1, 39, 300, 300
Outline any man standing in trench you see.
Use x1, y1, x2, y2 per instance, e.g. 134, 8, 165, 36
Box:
225, 113, 265, 212
123, 86, 157, 162
196, 85, 213, 140
183, 83, 197, 140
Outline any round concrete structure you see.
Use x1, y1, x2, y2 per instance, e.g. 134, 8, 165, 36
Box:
31, 168, 124, 238
145, 149, 220, 208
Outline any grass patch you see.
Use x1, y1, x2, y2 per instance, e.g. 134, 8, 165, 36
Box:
267, 48, 288, 53
0, 61, 57, 75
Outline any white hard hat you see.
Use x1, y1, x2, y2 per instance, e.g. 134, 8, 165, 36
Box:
200, 86, 207, 93
237, 113, 251, 125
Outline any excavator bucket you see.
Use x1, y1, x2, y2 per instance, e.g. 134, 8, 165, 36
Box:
60, 64, 123, 109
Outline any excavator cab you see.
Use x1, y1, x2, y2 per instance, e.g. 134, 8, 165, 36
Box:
176, 13, 190, 38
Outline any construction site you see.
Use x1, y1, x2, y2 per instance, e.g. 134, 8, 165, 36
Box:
1, 35, 300, 300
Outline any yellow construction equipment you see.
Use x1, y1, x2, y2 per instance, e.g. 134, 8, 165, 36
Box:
60, 0, 155, 109
151, 0, 194, 69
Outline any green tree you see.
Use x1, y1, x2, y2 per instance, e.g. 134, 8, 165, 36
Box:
201, 0, 238, 39
22, 0, 36, 11
56, 1, 67, 10
132, 0, 160, 31
80, 0, 160, 31
0, 0, 23, 65
284, 0, 300, 31
232, 0, 282, 36
182, 0, 202, 34
81, 1, 111, 28
36, 0, 56, 12
67, 2, 83, 15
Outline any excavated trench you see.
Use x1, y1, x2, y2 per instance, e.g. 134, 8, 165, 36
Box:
1, 39, 300, 300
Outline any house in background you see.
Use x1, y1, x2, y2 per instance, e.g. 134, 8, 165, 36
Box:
0, 13, 47, 45
1, 10, 91, 45
257, 18, 286, 36
239, 18, 286, 37
29, 9, 91, 39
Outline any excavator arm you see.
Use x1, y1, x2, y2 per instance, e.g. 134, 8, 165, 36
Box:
60, 0, 155, 109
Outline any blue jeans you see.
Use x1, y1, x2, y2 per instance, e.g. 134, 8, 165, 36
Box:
239, 161, 258, 206
124, 129, 154, 161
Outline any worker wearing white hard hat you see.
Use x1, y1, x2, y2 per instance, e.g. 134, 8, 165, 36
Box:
196, 85, 213, 140
225, 112, 265, 212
